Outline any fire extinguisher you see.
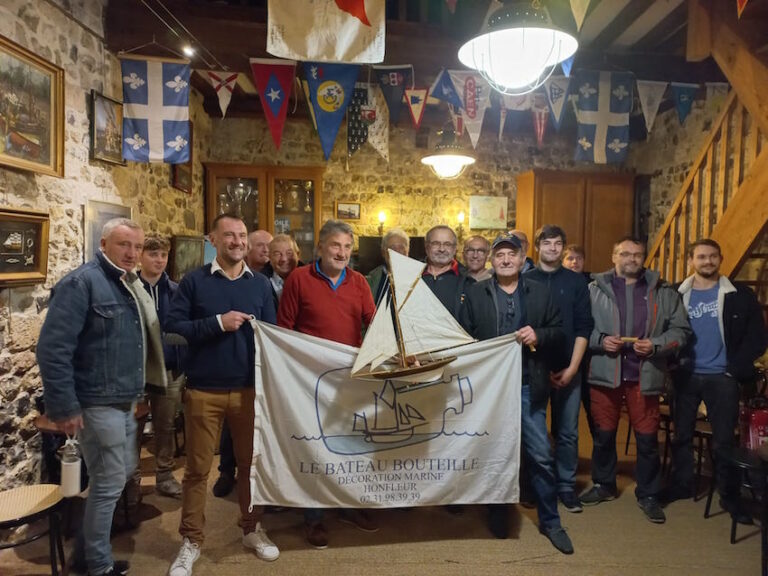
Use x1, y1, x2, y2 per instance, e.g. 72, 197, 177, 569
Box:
741, 396, 768, 450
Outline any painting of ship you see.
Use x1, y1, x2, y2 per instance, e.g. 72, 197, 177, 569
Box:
352, 380, 435, 444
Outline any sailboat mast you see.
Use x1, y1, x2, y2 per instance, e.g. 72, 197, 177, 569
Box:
386, 268, 408, 368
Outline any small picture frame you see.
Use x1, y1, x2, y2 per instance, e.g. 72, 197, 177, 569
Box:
84, 200, 133, 262
0, 207, 49, 286
90, 90, 125, 165
335, 201, 360, 221
171, 122, 193, 193
170, 235, 205, 282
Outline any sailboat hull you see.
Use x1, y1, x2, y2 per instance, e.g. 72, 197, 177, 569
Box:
353, 356, 457, 383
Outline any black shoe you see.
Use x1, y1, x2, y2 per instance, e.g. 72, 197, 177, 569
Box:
540, 526, 574, 554
445, 504, 464, 515
579, 484, 617, 506
87, 560, 130, 575
212, 473, 235, 498
559, 491, 583, 513
659, 484, 692, 504
637, 497, 666, 524
487, 505, 509, 539
720, 498, 754, 525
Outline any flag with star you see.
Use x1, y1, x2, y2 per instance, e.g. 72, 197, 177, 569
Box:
573, 70, 633, 164
121, 55, 190, 163
372, 65, 412, 124
347, 83, 369, 157
304, 62, 360, 160
429, 69, 463, 109
250, 58, 297, 150
204, 71, 239, 117
405, 88, 428, 129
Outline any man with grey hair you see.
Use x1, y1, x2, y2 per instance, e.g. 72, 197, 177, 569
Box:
462, 235, 492, 281
367, 228, 409, 303
509, 229, 535, 273
38, 217, 167, 576
278, 219, 376, 548
423, 224, 474, 319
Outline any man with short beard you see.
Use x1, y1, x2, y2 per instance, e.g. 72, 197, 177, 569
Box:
666, 239, 766, 525
422, 225, 474, 319
580, 237, 691, 524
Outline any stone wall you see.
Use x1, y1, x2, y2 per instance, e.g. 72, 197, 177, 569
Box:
0, 0, 208, 489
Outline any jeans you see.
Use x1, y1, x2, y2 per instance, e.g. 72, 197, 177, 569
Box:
671, 372, 740, 500
78, 405, 138, 575
550, 372, 582, 494
521, 384, 561, 529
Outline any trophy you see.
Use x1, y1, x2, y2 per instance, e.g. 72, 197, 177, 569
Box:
225, 180, 253, 217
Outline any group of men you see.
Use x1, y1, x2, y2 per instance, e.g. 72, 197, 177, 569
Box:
37, 213, 766, 575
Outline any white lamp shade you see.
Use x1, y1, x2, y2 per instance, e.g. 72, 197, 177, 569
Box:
421, 153, 476, 179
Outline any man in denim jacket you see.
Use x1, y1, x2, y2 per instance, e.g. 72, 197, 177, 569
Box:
38, 218, 167, 576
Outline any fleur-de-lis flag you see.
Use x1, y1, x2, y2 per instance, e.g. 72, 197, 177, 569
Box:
121, 56, 190, 163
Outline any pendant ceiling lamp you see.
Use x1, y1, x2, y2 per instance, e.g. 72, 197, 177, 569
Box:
458, 0, 578, 96
421, 125, 476, 180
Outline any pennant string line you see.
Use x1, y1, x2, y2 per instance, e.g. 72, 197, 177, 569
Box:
154, 0, 227, 69
118, 36, 187, 61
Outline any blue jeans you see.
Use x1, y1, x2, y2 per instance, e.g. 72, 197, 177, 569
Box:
521, 384, 561, 530
78, 405, 137, 575
550, 372, 581, 494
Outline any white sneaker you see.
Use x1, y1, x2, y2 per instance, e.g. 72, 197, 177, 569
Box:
242, 522, 280, 561
169, 538, 200, 576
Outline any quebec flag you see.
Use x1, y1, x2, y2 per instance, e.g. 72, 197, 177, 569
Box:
574, 70, 633, 164
121, 57, 190, 163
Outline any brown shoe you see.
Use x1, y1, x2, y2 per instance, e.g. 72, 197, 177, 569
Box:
338, 509, 379, 532
305, 522, 329, 549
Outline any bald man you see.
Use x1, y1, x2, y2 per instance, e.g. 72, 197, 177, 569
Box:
246, 230, 273, 274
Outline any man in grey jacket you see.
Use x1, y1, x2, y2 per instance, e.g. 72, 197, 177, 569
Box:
580, 236, 691, 524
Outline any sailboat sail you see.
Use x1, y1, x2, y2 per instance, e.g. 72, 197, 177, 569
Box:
389, 249, 426, 306
351, 298, 399, 374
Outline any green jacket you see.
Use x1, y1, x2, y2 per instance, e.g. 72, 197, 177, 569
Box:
588, 269, 691, 395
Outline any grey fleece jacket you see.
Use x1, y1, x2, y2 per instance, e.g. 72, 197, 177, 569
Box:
588, 269, 691, 395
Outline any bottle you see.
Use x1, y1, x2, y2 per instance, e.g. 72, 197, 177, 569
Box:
60, 437, 82, 497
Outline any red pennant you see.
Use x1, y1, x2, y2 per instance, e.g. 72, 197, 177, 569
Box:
335, 0, 371, 25
737, 0, 749, 17
405, 88, 428, 129
250, 58, 296, 150
532, 107, 548, 149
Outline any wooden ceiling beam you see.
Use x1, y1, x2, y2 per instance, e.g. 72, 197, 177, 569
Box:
686, 0, 711, 62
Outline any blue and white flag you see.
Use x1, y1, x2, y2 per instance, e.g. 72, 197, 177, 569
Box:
542, 75, 570, 131
574, 70, 633, 164
429, 69, 463, 109
121, 57, 190, 163
671, 82, 699, 125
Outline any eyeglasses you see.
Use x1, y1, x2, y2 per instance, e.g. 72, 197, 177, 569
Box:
464, 248, 488, 255
617, 251, 644, 260
429, 241, 456, 249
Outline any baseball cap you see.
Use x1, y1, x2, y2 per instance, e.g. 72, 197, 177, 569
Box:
491, 232, 523, 251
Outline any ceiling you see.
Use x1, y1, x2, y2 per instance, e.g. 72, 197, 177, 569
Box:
105, 0, 765, 121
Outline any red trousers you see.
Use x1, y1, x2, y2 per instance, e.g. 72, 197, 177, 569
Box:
590, 381, 660, 434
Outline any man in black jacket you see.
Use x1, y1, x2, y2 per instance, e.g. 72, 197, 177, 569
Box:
422, 225, 474, 320
668, 239, 767, 524
461, 232, 572, 554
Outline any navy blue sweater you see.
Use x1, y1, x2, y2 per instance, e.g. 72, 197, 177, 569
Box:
526, 265, 593, 359
166, 264, 276, 390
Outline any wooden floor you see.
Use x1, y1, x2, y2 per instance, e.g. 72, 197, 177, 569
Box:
1, 412, 762, 576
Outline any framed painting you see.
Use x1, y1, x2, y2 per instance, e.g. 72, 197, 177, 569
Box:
335, 201, 360, 221
171, 122, 193, 193
0, 207, 49, 286
170, 235, 205, 281
90, 90, 124, 165
0, 34, 65, 177
84, 199, 133, 262
469, 196, 508, 230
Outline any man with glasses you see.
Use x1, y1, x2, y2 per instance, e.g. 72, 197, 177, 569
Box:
580, 236, 690, 524
461, 232, 572, 554
422, 225, 474, 319
462, 235, 492, 281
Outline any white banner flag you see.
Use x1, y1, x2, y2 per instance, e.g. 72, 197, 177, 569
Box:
267, 0, 385, 63
636, 80, 668, 135
542, 75, 570, 131
448, 70, 492, 149
367, 84, 389, 162
204, 71, 239, 118
249, 322, 521, 508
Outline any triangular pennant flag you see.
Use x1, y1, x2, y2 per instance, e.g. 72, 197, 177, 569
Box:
447, 70, 491, 148
499, 106, 507, 142
670, 82, 699, 125
446, 0, 458, 14
205, 71, 239, 117
301, 79, 318, 131
121, 56, 190, 163
303, 62, 360, 160
560, 55, 575, 78
570, 0, 591, 30
502, 93, 532, 111
347, 83, 369, 157
705, 82, 730, 112
636, 80, 667, 135
542, 75, 570, 131
404, 88, 428, 129
449, 104, 463, 136
367, 84, 389, 161
373, 65, 412, 124
737, 0, 749, 18
250, 58, 296, 150
429, 69, 463, 109
532, 106, 548, 148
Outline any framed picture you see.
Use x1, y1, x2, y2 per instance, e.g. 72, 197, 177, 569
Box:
90, 90, 124, 165
469, 196, 508, 229
335, 201, 360, 221
170, 235, 205, 281
0, 207, 49, 286
0, 34, 65, 177
84, 199, 133, 262
171, 122, 193, 193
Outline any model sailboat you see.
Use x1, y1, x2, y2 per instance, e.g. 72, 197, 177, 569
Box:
351, 249, 475, 382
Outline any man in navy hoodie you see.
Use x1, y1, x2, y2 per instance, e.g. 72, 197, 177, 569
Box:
166, 214, 279, 576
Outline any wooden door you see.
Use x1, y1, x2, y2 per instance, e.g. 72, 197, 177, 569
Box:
584, 174, 635, 273
534, 171, 587, 257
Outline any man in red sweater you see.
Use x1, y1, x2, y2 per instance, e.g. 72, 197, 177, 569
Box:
277, 219, 376, 548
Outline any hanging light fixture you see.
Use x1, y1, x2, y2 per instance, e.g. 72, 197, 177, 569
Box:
458, 0, 578, 96
421, 125, 476, 180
